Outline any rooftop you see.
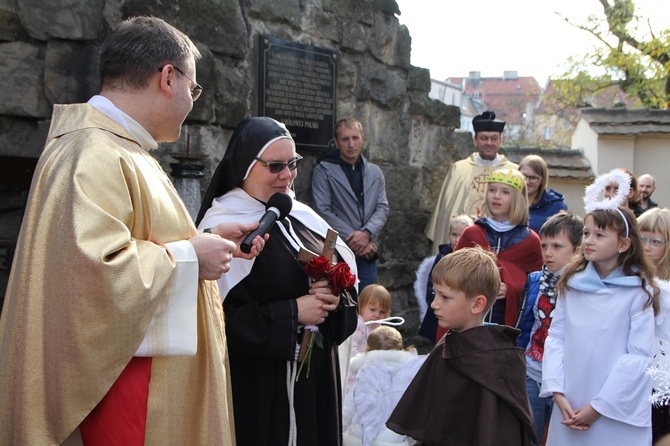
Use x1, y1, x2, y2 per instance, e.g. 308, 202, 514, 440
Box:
579, 108, 670, 135
502, 147, 595, 182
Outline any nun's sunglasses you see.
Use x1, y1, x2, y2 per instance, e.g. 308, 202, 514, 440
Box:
254, 154, 303, 174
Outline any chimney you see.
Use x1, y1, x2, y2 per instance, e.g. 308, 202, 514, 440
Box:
468, 71, 481, 80
503, 71, 518, 80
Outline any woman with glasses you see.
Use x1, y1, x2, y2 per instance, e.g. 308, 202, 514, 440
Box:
519, 155, 568, 233
195, 117, 358, 446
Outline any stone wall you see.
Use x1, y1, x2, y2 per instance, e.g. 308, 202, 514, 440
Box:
0, 0, 471, 351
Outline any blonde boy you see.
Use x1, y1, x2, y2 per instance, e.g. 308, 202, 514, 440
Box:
387, 247, 536, 445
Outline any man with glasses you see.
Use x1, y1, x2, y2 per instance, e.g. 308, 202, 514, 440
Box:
425, 110, 518, 254
0, 16, 261, 445
312, 118, 389, 290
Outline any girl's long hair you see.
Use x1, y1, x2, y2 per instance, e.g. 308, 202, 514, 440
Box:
638, 207, 670, 281
557, 207, 659, 314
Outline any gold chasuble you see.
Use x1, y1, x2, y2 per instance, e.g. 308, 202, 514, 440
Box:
424, 153, 518, 253
0, 104, 235, 445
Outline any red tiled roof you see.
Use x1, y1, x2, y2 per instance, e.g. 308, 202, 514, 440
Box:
446, 76, 541, 126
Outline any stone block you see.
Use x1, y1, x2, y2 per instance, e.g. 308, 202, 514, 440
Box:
379, 212, 431, 262
118, 0, 248, 58
374, 0, 400, 16
0, 117, 47, 157
0, 41, 51, 118
358, 60, 406, 109
17, 0, 105, 41
330, 0, 374, 25
212, 59, 249, 128
393, 24, 411, 69
383, 165, 422, 212
0, 0, 28, 41
309, 8, 340, 42
339, 19, 367, 53
408, 91, 460, 127
408, 66, 430, 93
44, 40, 100, 106
249, 0, 301, 26
187, 45, 216, 123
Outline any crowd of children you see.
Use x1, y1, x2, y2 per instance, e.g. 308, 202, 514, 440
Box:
342, 167, 670, 446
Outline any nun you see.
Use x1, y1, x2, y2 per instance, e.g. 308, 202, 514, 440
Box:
196, 117, 358, 446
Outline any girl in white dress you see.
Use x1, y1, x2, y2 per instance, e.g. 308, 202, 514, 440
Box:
540, 169, 660, 446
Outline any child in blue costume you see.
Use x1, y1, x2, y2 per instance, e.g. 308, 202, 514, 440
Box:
515, 211, 583, 445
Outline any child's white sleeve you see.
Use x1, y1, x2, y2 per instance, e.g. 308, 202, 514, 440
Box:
591, 295, 654, 426
540, 294, 565, 397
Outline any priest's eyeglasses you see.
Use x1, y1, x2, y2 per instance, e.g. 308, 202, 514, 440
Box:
255, 154, 303, 174
641, 236, 667, 250
158, 66, 203, 101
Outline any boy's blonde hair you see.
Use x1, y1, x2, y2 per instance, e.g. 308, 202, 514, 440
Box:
431, 246, 500, 313
366, 325, 403, 352
358, 284, 391, 314
480, 169, 529, 226
637, 207, 670, 281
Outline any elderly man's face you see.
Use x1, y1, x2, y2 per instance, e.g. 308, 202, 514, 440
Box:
473, 131, 502, 161
638, 175, 656, 200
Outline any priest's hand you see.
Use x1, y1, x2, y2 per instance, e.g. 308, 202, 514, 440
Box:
210, 221, 268, 259
189, 233, 236, 280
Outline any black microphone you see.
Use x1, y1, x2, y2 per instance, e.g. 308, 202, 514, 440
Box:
240, 192, 293, 253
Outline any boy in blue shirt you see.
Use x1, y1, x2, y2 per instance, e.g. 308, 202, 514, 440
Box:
515, 211, 584, 445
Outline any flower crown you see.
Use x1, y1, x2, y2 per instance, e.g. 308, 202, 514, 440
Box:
486, 169, 524, 192
584, 169, 631, 213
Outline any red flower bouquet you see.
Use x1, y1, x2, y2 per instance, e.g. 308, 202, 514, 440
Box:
303, 255, 331, 280
297, 255, 357, 380
328, 262, 356, 295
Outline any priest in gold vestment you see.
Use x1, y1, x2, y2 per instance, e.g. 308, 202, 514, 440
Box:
0, 17, 261, 445
424, 111, 518, 254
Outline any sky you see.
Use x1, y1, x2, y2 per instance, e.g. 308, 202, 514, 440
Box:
394, 0, 670, 85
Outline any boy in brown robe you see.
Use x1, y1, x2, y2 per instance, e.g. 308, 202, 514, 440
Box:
386, 247, 536, 446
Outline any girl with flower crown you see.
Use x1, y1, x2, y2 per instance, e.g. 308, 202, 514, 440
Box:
448, 169, 543, 330
540, 169, 659, 445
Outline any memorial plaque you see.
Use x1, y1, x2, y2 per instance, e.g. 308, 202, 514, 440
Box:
259, 35, 337, 152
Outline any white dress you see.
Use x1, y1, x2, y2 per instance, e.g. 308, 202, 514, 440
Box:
342, 350, 425, 446
540, 263, 655, 446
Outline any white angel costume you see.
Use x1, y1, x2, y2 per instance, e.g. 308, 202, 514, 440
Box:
540, 263, 655, 445
343, 350, 425, 446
